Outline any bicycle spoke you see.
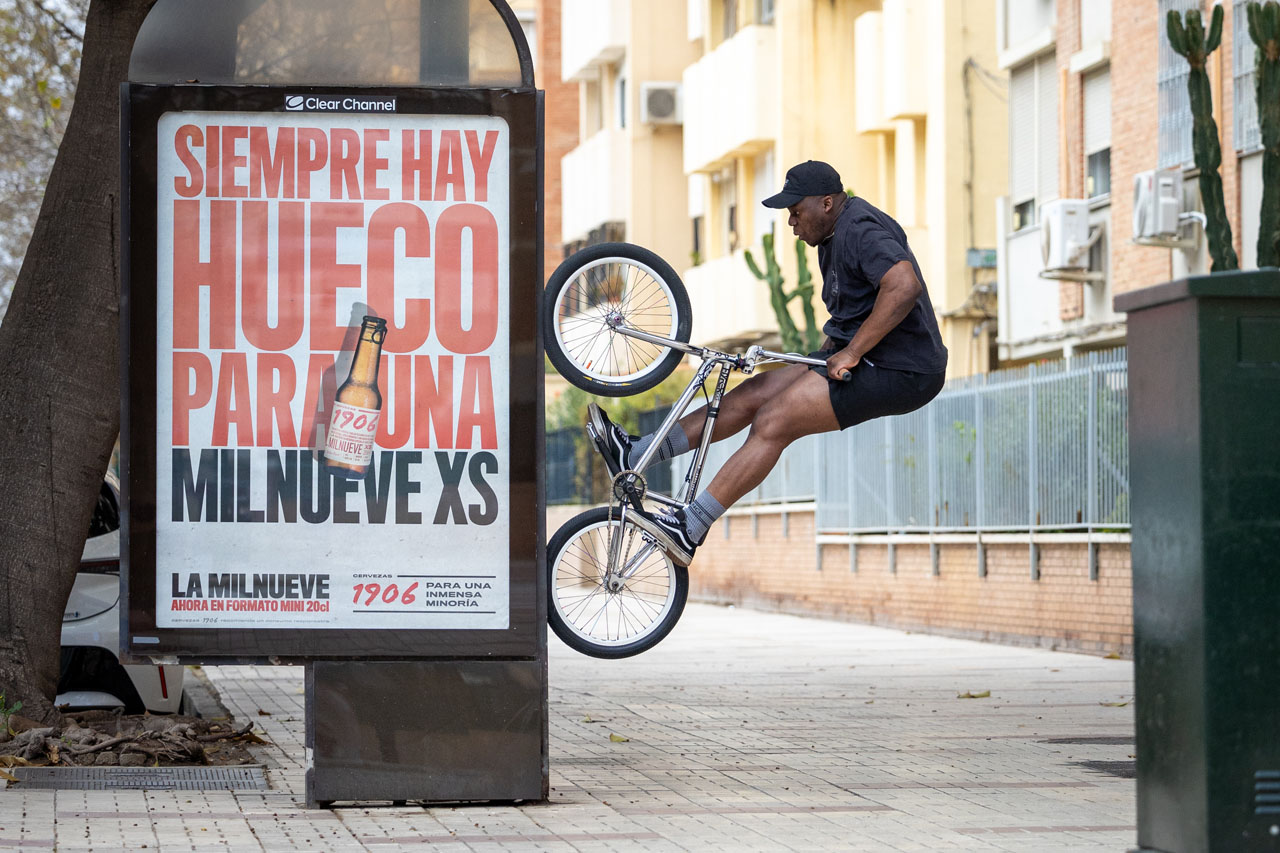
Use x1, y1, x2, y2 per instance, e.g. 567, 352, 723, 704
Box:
552, 516, 680, 647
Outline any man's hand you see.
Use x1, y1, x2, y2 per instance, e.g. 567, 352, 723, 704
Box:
826, 348, 859, 381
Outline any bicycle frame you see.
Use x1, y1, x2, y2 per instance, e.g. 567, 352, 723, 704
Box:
599, 322, 829, 583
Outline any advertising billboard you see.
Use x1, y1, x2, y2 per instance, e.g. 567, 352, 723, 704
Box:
123, 86, 541, 659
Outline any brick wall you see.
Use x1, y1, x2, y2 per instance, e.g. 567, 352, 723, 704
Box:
1111, 1, 1172, 296
687, 510, 1133, 656
535, 0, 581, 284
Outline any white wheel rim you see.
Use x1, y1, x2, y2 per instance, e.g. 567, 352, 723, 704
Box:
551, 257, 679, 385
551, 518, 677, 648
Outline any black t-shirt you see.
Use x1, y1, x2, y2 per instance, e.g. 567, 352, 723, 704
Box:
816, 197, 948, 374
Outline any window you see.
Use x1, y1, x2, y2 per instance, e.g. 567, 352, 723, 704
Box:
714, 167, 739, 254
1158, 0, 1198, 169
752, 149, 775, 246
1008, 52, 1059, 230
1003, 0, 1055, 52
1087, 149, 1111, 198
617, 75, 627, 129
1080, 0, 1111, 47
723, 0, 738, 40
1013, 199, 1037, 231
691, 216, 704, 265
584, 77, 604, 135
757, 0, 775, 25
1234, 0, 1262, 152
1084, 68, 1111, 198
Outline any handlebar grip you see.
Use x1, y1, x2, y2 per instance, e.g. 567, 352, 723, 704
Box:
837, 370, 853, 382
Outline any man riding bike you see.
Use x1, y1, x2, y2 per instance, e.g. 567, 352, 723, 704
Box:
588, 160, 948, 566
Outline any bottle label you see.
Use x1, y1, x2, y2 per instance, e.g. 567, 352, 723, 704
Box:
323, 402, 381, 466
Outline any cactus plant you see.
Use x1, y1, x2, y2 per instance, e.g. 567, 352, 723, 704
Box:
1168, 5, 1240, 271
745, 234, 822, 353
793, 239, 822, 352
1248, 1, 1280, 267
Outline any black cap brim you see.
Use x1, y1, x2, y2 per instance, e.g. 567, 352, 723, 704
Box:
762, 191, 803, 209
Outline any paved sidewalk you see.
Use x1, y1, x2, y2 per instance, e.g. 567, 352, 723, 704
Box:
1, 604, 1137, 851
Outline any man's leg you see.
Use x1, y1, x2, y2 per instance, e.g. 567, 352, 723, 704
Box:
591, 364, 811, 474
702, 368, 839, 508
673, 362, 811, 448
632, 369, 839, 565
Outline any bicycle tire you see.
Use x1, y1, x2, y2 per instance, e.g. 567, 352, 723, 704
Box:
547, 507, 689, 658
543, 243, 692, 396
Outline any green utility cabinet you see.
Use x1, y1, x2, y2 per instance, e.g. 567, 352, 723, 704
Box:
1117, 271, 1280, 853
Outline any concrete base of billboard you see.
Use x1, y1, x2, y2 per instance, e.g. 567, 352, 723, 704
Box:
304, 659, 547, 807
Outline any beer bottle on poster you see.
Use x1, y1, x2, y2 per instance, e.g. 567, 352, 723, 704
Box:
323, 316, 388, 478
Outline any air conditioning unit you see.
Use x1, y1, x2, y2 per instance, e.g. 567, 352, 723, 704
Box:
1132, 168, 1183, 241
640, 82, 682, 125
1040, 199, 1092, 271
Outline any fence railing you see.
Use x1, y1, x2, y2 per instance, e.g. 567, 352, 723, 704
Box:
816, 348, 1129, 534
548, 348, 1131, 534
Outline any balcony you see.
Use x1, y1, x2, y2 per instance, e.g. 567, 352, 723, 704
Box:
561, 128, 628, 242
683, 25, 777, 174
881, 0, 927, 120
683, 250, 777, 348
561, 0, 628, 83
854, 12, 893, 134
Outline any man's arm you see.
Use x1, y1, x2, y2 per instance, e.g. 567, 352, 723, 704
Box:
826, 260, 921, 378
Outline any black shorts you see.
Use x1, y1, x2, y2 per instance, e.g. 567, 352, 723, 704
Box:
807, 350, 946, 431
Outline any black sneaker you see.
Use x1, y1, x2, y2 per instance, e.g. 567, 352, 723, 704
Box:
587, 403, 635, 477
631, 506, 702, 567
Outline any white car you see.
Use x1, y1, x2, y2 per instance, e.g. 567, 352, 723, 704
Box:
58, 471, 187, 713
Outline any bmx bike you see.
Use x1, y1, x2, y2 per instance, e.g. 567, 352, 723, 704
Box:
542, 242, 847, 658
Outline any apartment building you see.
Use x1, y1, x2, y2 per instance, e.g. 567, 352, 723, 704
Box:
534, 0, 581, 284
554, 1, 1004, 377
681, 0, 1006, 376
996, 0, 1268, 364
558, 0, 699, 272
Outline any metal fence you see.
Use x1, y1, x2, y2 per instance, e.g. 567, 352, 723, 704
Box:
547, 349, 1130, 533
816, 348, 1129, 534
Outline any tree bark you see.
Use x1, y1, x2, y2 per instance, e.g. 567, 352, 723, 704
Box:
0, 0, 156, 723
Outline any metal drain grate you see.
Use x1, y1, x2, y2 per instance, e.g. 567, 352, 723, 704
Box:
8, 765, 267, 791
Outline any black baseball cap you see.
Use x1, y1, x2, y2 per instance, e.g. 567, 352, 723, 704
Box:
761, 160, 843, 208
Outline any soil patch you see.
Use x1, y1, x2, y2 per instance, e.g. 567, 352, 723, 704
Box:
0, 712, 265, 774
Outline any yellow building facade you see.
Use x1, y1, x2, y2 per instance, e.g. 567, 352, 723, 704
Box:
561, 0, 1008, 378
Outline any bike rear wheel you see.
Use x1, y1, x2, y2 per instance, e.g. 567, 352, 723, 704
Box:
547, 507, 689, 658
543, 243, 692, 396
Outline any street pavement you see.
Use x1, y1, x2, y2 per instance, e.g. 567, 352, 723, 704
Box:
1, 603, 1137, 851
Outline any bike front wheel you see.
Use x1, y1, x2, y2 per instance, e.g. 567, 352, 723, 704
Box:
547, 507, 689, 658
543, 243, 692, 396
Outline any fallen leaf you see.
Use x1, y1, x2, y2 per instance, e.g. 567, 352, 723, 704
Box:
0, 769, 17, 782
1104, 652, 1122, 660
1100, 701, 1129, 707
0, 756, 30, 767
608, 733, 629, 743
257, 709, 272, 716
957, 690, 991, 699
864, 700, 875, 704
581, 715, 592, 723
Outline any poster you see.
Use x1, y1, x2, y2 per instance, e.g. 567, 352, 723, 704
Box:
153, 110, 511, 630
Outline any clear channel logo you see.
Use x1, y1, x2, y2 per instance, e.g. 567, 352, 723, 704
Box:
284, 94, 397, 113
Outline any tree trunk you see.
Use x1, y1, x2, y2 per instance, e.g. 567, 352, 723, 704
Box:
0, 0, 156, 723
